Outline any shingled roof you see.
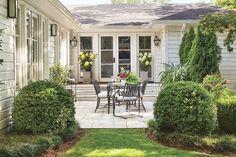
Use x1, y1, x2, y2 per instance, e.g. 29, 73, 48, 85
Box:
67, 3, 228, 27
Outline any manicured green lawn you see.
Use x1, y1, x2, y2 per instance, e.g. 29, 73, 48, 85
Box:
60, 129, 222, 157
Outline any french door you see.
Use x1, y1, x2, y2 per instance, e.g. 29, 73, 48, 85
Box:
99, 35, 131, 82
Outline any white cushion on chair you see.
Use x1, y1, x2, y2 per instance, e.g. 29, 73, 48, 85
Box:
98, 91, 108, 98
123, 97, 137, 101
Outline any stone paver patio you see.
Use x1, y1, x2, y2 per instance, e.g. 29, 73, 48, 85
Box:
75, 101, 154, 128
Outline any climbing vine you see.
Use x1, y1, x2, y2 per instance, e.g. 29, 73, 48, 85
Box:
199, 12, 236, 52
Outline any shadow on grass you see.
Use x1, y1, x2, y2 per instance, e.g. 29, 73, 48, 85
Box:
60, 129, 222, 157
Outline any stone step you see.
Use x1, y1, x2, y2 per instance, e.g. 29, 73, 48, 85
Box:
76, 95, 157, 102
67, 83, 160, 101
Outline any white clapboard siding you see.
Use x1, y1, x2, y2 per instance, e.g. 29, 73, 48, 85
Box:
167, 25, 182, 65
218, 33, 236, 90
0, 0, 15, 130
166, 25, 236, 91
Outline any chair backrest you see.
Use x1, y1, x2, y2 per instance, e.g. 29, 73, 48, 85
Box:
123, 83, 140, 97
141, 80, 148, 95
92, 80, 101, 95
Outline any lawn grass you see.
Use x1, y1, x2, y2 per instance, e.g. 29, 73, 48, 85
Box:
60, 129, 222, 157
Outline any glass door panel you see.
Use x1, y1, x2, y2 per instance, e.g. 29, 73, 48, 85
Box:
118, 36, 130, 72
101, 36, 113, 79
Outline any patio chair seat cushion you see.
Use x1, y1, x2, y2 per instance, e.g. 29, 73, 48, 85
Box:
115, 96, 137, 101
123, 97, 138, 101
98, 91, 108, 98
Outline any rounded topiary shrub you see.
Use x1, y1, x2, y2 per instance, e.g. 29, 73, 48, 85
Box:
12, 80, 76, 134
217, 94, 236, 134
154, 81, 216, 135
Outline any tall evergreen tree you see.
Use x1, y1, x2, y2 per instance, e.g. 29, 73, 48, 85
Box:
189, 26, 222, 82
179, 27, 195, 64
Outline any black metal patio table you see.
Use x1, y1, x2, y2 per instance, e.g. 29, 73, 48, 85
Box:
107, 82, 142, 117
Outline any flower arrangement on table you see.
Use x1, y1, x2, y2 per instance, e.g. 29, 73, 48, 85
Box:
117, 67, 129, 80
78, 52, 96, 71
139, 52, 152, 71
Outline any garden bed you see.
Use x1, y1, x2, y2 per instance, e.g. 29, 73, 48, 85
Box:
146, 128, 236, 156
0, 129, 84, 157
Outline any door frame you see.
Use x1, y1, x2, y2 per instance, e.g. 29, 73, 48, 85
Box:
98, 34, 117, 82
98, 34, 134, 82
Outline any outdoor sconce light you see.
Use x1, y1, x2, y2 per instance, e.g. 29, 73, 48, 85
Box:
50, 24, 58, 36
7, 0, 18, 18
154, 35, 161, 46
70, 36, 78, 48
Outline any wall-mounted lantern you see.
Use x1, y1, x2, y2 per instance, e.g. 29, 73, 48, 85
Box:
50, 24, 57, 36
154, 35, 161, 47
70, 36, 78, 48
7, 0, 18, 18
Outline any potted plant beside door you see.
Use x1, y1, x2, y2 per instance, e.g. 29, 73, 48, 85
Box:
139, 52, 152, 81
78, 51, 96, 84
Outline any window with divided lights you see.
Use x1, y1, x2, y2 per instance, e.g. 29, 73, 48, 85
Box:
26, 10, 39, 82
80, 37, 93, 77
139, 36, 152, 78
100, 36, 113, 78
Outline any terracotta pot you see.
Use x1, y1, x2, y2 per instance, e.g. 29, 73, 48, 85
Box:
140, 71, 148, 82
83, 71, 91, 84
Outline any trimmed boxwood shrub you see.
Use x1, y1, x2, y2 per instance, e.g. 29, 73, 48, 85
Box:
12, 80, 76, 134
217, 94, 236, 134
154, 81, 216, 135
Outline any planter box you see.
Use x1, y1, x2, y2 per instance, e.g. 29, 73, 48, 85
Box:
83, 71, 91, 84
140, 71, 148, 82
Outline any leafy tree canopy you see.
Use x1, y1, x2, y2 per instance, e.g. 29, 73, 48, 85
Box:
200, 12, 236, 52
111, 0, 170, 4
214, 0, 236, 9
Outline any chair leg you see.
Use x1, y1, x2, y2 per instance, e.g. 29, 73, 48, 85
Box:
95, 98, 100, 112
141, 97, 146, 112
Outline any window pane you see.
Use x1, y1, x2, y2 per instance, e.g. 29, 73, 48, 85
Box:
119, 51, 130, 63
32, 15, 38, 40
101, 37, 113, 49
139, 36, 151, 49
26, 11, 30, 38
119, 36, 130, 49
80, 37, 92, 50
101, 65, 113, 78
101, 51, 113, 63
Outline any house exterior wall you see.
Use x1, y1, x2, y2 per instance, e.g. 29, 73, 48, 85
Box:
0, 0, 15, 130
75, 27, 165, 83
0, 0, 75, 131
166, 25, 236, 90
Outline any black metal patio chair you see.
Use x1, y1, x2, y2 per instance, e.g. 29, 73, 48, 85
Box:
92, 80, 109, 112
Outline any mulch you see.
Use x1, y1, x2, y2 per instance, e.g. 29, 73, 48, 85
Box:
40, 129, 85, 157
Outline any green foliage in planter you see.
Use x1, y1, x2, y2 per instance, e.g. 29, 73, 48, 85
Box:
189, 26, 221, 82
126, 72, 139, 83
49, 63, 69, 85
217, 93, 236, 134
154, 81, 216, 135
179, 27, 195, 65
159, 63, 190, 88
12, 80, 76, 134
202, 74, 227, 100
